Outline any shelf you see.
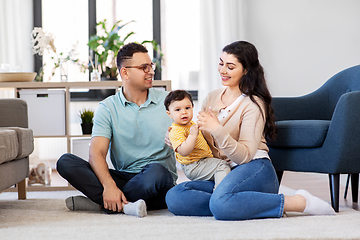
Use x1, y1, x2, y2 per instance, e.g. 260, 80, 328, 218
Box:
0, 80, 171, 90
4, 170, 75, 192
1, 80, 171, 152
70, 134, 91, 138
0, 81, 172, 191
33, 134, 91, 138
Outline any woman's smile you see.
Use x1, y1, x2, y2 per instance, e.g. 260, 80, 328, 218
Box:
221, 75, 230, 81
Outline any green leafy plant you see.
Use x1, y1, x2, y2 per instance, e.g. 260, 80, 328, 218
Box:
87, 19, 162, 79
79, 108, 94, 124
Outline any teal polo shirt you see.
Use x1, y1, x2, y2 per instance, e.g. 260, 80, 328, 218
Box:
92, 87, 177, 183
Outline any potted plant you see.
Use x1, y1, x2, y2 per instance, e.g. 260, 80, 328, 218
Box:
87, 19, 162, 80
79, 108, 94, 135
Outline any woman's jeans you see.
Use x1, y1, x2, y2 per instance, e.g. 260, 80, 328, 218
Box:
57, 153, 174, 211
166, 158, 284, 220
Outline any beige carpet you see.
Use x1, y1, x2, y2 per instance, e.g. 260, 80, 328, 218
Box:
0, 188, 360, 240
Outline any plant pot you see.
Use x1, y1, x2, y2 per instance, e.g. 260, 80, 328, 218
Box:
101, 76, 118, 81
81, 123, 93, 135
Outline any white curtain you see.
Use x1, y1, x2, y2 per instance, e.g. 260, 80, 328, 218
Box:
0, 0, 34, 97
198, 0, 246, 104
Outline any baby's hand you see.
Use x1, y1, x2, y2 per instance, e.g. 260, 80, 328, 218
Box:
189, 124, 199, 136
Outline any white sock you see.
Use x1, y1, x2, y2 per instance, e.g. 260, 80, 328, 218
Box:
295, 189, 336, 215
123, 199, 147, 218
65, 195, 101, 211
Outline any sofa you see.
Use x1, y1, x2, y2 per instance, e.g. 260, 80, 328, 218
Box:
0, 99, 34, 199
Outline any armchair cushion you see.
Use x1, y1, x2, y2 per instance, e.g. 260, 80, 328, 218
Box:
7, 127, 34, 159
268, 120, 330, 148
0, 129, 18, 164
0, 127, 34, 164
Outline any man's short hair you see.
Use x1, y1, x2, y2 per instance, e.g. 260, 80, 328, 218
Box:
116, 42, 148, 69
164, 90, 194, 111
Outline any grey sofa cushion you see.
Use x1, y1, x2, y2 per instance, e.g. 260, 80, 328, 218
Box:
0, 127, 34, 164
0, 129, 18, 164
267, 120, 331, 148
7, 127, 34, 159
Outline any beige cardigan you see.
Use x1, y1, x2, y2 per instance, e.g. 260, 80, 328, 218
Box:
201, 88, 269, 165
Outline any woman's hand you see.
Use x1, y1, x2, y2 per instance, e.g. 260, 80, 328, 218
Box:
197, 107, 220, 133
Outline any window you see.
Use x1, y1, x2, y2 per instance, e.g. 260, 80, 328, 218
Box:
161, 0, 201, 113
40, 0, 156, 82
161, 0, 200, 91
39, 0, 202, 88
96, 0, 153, 45
41, 0, 89, 82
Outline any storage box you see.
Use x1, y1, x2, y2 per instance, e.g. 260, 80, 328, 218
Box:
20, 89, 66, 136
72, 138, 114, 169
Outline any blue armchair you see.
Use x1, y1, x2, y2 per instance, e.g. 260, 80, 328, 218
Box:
268, 65, 360, 212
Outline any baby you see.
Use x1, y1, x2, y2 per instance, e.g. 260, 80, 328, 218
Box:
164, 90, 231, 189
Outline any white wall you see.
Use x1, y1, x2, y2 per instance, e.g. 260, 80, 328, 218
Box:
244, 0, 360, 97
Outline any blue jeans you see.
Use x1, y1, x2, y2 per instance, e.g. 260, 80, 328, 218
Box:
166, 158, 284, 220
57, 153, 174, 211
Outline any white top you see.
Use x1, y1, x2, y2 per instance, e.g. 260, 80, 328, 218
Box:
217, 94, 270, 167
218, 94, 245, 120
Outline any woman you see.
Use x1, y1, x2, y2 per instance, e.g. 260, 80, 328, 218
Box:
165, 41, 335, 220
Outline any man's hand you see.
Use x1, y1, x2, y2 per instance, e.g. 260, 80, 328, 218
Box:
103, 184, 128, 212
165, 126, 173, 148
89, 137, 128, 212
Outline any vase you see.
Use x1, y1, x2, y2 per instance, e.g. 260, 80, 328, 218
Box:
60, 59, 68, 82
91, 70, 101, 81
81, 123, 93, 135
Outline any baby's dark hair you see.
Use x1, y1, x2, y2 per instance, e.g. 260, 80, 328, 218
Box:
164, 90, 194, 110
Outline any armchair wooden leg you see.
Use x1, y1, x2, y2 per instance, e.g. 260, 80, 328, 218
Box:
344, 174, 350, 199
17, 179, 26, 200
329, 174, 339, 212
276, 170, 284, 184
351, 173, 359, 203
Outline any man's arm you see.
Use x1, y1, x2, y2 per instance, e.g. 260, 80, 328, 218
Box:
176, 125, 199, 156
89, 136, 128, 212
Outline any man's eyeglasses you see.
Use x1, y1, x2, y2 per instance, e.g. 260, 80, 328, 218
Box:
124, 63, 156, 73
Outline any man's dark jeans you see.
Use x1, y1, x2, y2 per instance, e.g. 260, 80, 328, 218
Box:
57, 153, 174, 212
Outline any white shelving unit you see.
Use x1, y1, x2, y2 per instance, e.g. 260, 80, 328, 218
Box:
0, 80, 171, 190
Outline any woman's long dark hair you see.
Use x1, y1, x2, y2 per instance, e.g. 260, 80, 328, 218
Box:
223, 41, 277, 140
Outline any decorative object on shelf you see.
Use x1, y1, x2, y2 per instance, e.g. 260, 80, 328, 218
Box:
31, 27, 79, 82
90, 55, 100, 81
28, 162, 52, 186
0, 63, 36, 82
87, 19, 162, 80
0, 72, 37, 82
60, 58, 68, 82
91, 70, 101, 81
0, 63, 20, 72
79, 108, 94, 135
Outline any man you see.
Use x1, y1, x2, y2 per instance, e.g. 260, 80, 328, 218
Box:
57, 43, 177, 217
